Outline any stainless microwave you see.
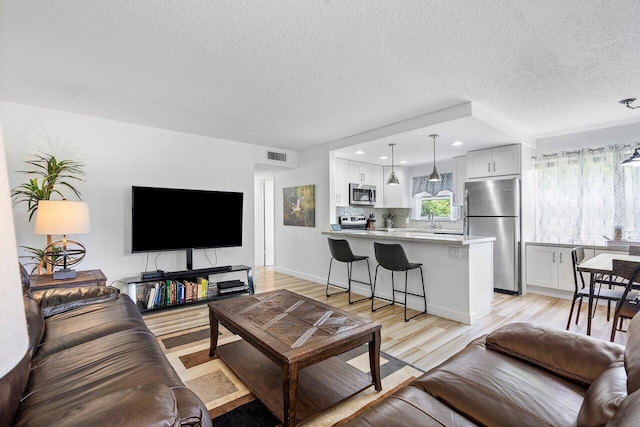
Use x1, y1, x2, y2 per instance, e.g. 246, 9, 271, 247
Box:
349, 183, 376, 206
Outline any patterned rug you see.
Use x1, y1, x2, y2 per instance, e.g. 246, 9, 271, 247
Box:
145, 305, 423, 426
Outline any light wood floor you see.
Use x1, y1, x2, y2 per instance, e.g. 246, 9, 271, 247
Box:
254, 267, 629, 372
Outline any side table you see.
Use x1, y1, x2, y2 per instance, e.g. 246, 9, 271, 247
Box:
29, 269, 107, 291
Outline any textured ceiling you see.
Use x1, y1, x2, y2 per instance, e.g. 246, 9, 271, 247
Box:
1, 1, 639, 152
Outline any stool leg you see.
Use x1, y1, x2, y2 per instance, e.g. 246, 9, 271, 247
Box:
326, 257, 348, 298
348, 259, 372, 304
372, 265, 394, 312
325, 257, 334, 297
404, 267, 427, 322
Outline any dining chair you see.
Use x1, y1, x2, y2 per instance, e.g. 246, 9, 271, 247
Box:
371, 242, 427, 322
610, 260, 640, 341
326, 238, 372, 304
567, 247, 625, 329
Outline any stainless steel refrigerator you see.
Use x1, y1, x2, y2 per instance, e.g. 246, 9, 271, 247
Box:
464, 178, 521, 294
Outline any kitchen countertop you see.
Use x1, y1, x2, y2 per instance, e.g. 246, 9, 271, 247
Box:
323, 229, 495, 245
526, 241, 632, 252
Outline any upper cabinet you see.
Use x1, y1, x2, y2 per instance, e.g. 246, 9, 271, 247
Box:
382, 166, 410, 208
373, 164, 384, 208
467, 144, 521, 179
452, 156, 466, 206
334, 158, 349, 207
349, 161, 375, 185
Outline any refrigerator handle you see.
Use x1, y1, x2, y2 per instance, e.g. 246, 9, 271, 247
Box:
464, 188, 469, 217
463, 216, 468, 235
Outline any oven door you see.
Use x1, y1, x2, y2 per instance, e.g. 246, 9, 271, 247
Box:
349, 184, 376, 205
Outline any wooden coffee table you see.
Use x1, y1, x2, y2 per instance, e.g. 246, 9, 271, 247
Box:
208, 289, 382, 427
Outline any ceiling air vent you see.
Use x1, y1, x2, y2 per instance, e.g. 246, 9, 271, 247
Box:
267, 151, 287, 162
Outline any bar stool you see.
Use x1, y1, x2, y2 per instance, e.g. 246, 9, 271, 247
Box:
326, 238, 372, 304
371, 242, 427, 322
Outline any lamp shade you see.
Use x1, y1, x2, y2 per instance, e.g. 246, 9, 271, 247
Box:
621, 148, 640, 167
34, 200, 91, 235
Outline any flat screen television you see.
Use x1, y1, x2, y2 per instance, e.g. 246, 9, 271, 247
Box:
131, 186, 244, 261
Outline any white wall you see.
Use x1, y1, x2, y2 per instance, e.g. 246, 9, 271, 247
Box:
1, 101, 257, 289
274, 145, 332, 284
0, 123, 29, 377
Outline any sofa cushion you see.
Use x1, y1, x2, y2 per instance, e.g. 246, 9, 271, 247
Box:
49, 383, 181, 427
34, 285, 119, 317
624, 314, 640, 394
33, 296, 147, 363
343, 385, 477, 427
605, 388, 640, 426
486, 322, 624, 387
411, 337, 586, 427
15, 328, 187, 426
578, 355, 627, 427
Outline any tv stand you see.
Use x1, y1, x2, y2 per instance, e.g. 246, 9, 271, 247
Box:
125, 265, 254, 313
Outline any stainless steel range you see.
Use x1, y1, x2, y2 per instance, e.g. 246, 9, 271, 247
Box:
339, 215, 367, 229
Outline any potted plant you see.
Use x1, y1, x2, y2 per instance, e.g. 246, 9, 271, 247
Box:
11, 153, 85, 273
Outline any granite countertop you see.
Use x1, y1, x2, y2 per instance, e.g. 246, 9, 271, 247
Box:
525, 241, 631, 252
322, 229, 495, 245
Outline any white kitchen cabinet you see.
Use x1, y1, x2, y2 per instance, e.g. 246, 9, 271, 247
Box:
349, 161, 375, 185
334, 158, 349, 207
467, 145, 521, 179
453, 155, 466, 206
526, 245, 594, 291
382, 166, 410, 208
373, 164, 384, 208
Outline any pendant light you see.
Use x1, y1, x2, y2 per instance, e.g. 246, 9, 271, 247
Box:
428, 134, 442, 182
621, 147, 640, 167
386, 143, 399, 185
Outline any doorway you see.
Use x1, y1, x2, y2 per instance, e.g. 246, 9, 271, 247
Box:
254, 173, 274, 266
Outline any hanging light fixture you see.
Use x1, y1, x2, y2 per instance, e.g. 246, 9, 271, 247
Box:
386, 143, 399, 185
428, 134, 442, 182
621, 146, 640, 167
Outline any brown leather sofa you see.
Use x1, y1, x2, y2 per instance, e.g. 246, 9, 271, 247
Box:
1, 265, 212, 427
345, 317, 640, 426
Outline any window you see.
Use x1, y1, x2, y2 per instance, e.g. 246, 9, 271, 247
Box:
533, 143, 640, 244
412, 192, 453, 220
421, 196, 451, 218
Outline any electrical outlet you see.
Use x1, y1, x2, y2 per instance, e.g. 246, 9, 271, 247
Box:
449, 246, 461, 259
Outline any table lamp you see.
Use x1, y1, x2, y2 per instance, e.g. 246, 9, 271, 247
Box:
34, 200, 91, 279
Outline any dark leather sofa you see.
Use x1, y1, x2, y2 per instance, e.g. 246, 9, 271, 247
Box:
1, 265, 212, 427
345, 317, 640, 426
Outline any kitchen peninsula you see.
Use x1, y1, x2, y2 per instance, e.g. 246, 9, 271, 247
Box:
322, 229, 495, 324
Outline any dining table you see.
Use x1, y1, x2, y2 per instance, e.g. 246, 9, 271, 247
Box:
577, 253, 640, 336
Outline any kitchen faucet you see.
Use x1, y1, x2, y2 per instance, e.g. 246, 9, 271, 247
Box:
428, 211, 438, 229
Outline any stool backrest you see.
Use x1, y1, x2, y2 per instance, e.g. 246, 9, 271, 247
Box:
327, 238, 357, 263
374, 242, 411, 271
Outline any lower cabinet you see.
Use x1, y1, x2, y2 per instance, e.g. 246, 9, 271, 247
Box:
526, 245, 594, 291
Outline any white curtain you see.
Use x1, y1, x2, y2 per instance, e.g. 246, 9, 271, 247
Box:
533, 143, 640, 244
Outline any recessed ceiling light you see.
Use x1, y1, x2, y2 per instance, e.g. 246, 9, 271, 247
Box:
355, 150, 364, 154
379, 156, 388, 160
399, 160, 408, 164
452, 141, 463, 146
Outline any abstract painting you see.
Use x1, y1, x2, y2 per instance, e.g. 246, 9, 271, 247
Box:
283, 185, 315, 227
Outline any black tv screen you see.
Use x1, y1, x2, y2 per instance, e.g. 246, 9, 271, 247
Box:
131, 186, 243, 253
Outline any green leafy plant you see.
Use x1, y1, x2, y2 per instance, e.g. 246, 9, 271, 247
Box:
11, 153, 85, 221
19, 245, 61, 274
11, 153, 85, 273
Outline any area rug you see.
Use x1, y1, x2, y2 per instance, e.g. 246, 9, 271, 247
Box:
148, 307, 423, 426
